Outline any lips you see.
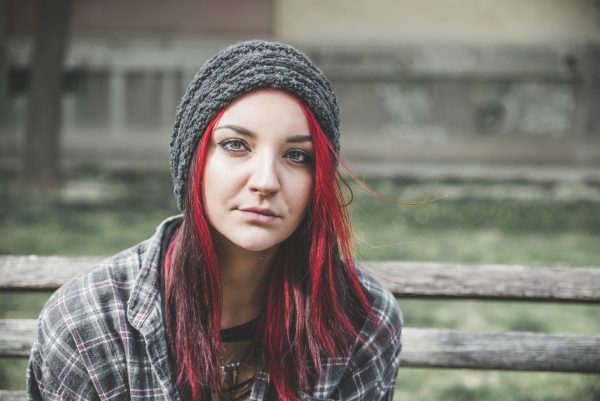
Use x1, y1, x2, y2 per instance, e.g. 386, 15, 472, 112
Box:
238, 207, 280, 217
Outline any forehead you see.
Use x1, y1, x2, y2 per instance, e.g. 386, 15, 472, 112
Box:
216, 89, 310, 136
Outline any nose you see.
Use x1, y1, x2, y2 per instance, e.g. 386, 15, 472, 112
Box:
248, 154, 281, 196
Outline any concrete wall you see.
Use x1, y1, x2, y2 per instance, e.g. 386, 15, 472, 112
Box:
275, 0, 600, 45
306, 44, 600, 165
2, 38, 597, 168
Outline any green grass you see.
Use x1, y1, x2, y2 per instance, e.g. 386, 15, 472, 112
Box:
350, 177, 600, 266
0, 167, 180, 255
1, 167, 599, 399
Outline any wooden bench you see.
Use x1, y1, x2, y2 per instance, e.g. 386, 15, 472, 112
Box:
1, 256, 599, 400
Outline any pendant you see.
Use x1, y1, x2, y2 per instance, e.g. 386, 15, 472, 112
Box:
222, 361, 241, 388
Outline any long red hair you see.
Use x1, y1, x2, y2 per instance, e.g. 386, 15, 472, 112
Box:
165, 98, 372, 400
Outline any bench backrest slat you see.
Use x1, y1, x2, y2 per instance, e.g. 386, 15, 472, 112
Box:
0, 390, 27, 401
2, 319, 599, 373
402, 327, 600, 372
2, 256, 599, 302
365, 261, 600, 302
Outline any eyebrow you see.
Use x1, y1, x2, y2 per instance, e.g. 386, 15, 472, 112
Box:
214, 124, 312, 143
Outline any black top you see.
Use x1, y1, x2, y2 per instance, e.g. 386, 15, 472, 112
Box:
220, 317, 259, 343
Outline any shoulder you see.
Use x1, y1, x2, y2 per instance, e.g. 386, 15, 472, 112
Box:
347, 263, 403, 374
355, 263, 403, 341
305, 263, 403, 399
39, 242, 146, 331
27, 214, 175, 401
27, 244, 146, 400
37, 214, 181, 331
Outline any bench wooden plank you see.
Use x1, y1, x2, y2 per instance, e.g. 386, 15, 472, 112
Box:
0, 319, 36, 358
1, 256, 599, 302
364, 261, 600, 302
0, 391, 26, 401
402, 328, 600, 372
0, 256, 104, 290
2, 319, 598, 373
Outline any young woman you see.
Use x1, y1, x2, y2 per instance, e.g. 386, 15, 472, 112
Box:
27, 40, 403, 401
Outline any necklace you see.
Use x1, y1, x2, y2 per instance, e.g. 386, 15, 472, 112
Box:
217, 317, 260, 400
219, 341, 256, 401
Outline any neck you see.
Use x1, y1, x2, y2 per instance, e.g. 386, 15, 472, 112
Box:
217, 237, 278, 329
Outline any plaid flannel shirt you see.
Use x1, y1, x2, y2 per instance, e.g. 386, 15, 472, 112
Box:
27, 215, 403, 401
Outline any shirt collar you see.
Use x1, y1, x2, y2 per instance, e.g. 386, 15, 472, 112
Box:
127, 214, 183, 331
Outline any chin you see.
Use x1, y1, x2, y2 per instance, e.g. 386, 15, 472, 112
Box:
235, 239, 281, 253
224, 233, 285, 254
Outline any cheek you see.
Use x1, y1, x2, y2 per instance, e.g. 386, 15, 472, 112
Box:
289, 172, 314, 215
202, 158, 238, 222
203, 153, 238, 202
203, 166, 219, 201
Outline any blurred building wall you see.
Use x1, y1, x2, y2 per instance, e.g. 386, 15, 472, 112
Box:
1, 0, 599, 168
273, 0, 600, 165
275, 0, 600, 45
8, 0, 274, 36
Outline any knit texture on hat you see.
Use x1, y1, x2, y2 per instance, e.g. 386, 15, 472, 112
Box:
170, 40, 340, 211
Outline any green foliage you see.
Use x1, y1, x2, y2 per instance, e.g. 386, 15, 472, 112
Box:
0, 358, 27, 391
350, 178, 600, 266
0, 167, 179, 255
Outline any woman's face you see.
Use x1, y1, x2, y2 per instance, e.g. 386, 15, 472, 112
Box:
203, 89, 314, 254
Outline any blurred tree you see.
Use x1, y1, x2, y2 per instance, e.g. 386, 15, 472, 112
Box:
21, 0, 72, 188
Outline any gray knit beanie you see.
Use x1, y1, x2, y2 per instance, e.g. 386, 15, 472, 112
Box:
170, 40, 340, 211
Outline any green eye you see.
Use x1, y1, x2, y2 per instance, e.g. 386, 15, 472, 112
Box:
219, 139, 248, 152
286, 149, 312, 164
